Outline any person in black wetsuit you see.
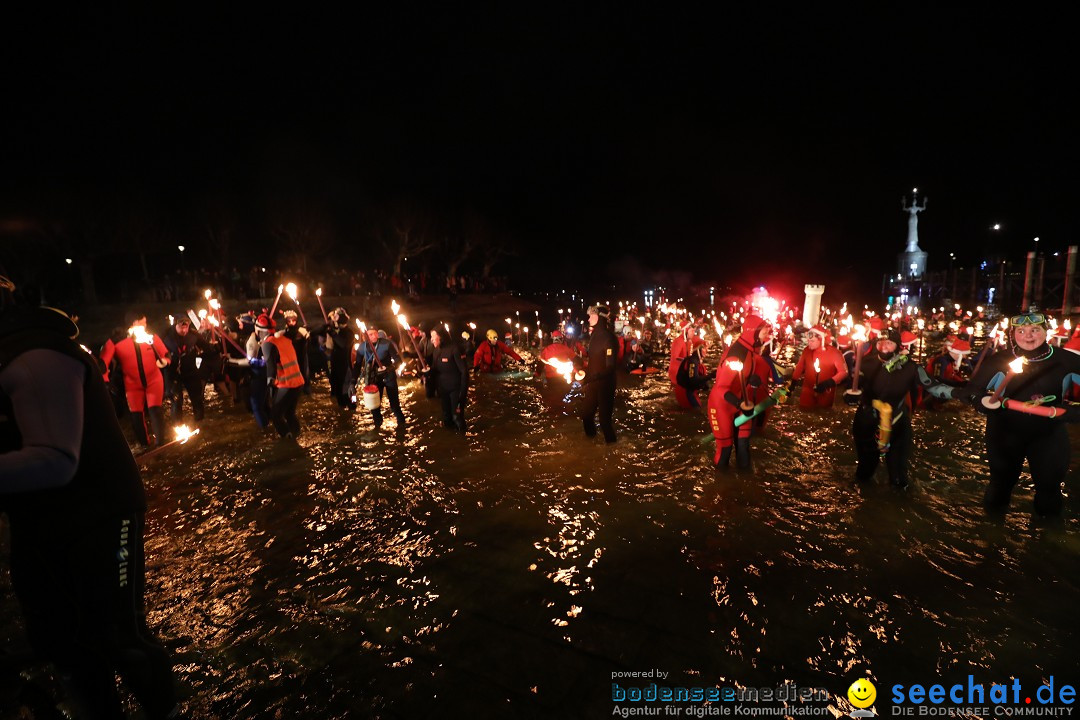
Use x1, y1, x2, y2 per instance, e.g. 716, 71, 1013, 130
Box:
675, 336, 711, 409
431, 329, 469, 431
580, 304, 619, 443
944, 312, 1080, 515
0, 273, 178, 719
844, 328, 953, 488
322, 307, 356, 411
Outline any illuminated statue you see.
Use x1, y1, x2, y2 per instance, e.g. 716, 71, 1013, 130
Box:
902, 192, 928, 253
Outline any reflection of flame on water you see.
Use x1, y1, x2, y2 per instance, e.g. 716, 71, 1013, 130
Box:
173, 425, 200, 444
397, 361, 407, 376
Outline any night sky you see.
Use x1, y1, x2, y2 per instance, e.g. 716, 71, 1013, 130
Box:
2, 8, 1075, 302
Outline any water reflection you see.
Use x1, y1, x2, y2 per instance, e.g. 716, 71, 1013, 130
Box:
116, 367, 1080, 716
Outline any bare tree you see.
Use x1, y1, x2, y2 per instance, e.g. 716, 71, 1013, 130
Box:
270, 203, 336, 275
379, 210, 438, 277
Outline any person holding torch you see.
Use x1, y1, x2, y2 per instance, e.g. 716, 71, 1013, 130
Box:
844, 328, 956, 488
942, 312, 1080, 515
707, 315, 774, 468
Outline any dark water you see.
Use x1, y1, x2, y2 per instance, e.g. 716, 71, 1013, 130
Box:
70, 353, 1080, 716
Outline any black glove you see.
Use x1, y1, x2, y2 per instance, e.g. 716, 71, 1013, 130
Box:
813, 378, 836, 393
747, 375, 762, 389
842, 390, 861, 407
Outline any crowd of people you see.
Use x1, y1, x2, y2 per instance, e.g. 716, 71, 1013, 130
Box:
4, 264, 1080, 716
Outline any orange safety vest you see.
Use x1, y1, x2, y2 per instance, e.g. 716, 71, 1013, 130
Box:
267, 335, 305, 389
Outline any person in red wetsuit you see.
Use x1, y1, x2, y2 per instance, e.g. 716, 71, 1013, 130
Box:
474, 328, 522, 372
667, 321, 691, 390
791, 325, 848, 408
99, 314, 171, 447
707, 315, 774, 468
538, 330, 578, 381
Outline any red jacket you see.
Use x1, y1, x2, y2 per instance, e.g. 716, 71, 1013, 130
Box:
474, 340, 522, 372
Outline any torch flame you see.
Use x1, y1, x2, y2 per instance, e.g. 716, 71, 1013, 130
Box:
128, 325, 155, 345
726, 359, 744, 373
204, 289, 212, 300
813, 358, 821, 374
286, 283, 298, 301
396, 361, 407, 376
391, 299, 400, 316
1008, 357, 1026, 374
358, 321, 367, 333
316, 288, 322, 297
209, 298, 220, 311
397, 314, 411, 330
541, 357, 577, 384
173, 425, 200, 444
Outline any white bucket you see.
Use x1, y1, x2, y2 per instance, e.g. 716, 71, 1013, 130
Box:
362, 384, 381, 410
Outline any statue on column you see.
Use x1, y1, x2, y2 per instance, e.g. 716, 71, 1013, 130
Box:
901, 192, 928, 252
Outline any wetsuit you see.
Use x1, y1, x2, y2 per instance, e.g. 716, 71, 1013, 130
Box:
850, 353, 945, 487
791, 345, 847, 408
323, 322, 356, 410
433, 342, 469, 430
707, 325, 773, 468
0, 307, 177, 719
580, 321, 619, 442
675, 349, 710, 409
539, 341, 577, 380
954, 343, 1080, 514
473, 340, 522, 372
357, 338, 406, 428
100, 331, 169, 446
162, 325, 210, 422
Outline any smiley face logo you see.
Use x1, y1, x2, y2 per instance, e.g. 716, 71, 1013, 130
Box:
848, 678, 877, 709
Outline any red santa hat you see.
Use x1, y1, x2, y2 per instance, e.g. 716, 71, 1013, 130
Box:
1065, 335, 1080, 354
809, 325, 832, 345
899, 330, 917, 347
949, 338, 971, 354
836, 333, 851, 349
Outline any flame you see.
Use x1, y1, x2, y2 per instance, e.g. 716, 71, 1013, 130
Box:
917, 318, 925, 330
209, 298, 220, 311
391, 299, 400, 316
358, 321, 367, 333
1008, 357, 1025, 374
724, 333, 732, 346
286, 282, 298, 301
469, 322, 476, 330
851, 324, 867, 343
396, 361, 407, 376
198, 309, 208, 320
726, 359, 744, 373
635, 330, 641, 339
128, 325, 154, 345
505, 317, 513, 325
277, 283, 284, 294
813, 358, 821, 374
398, 314, 410, 330
316, 288, 322, 297
444, 322, 450, 333
173, 425, 200, 444
204, 289, 212, 300
541, 357, 577, 383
